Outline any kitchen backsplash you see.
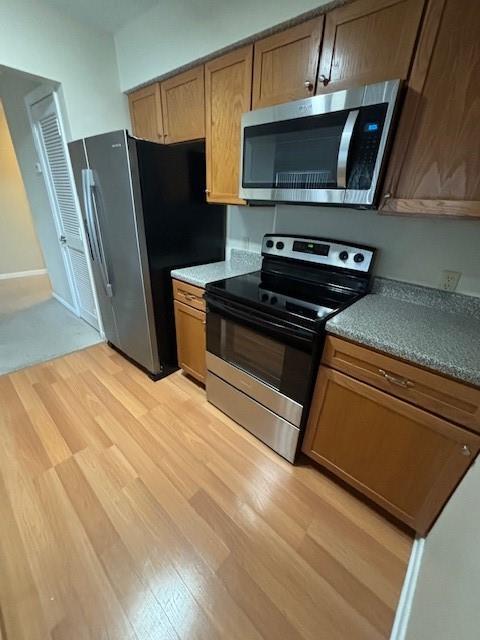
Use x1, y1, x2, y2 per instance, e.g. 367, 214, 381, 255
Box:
226, 204, 480, 297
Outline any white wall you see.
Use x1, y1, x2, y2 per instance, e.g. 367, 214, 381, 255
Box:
227, 204, 480, 297
0, 99, 44, 275
115, 0, 331, 91
0, 0, 129, 140
0, 72, 72, 302
403, 460, 480, 640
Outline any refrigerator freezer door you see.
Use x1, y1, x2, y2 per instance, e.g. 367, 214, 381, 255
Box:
68, 139, 119, 344
83, 131, 159, 374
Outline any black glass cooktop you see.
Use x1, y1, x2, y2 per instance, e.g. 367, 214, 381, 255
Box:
206, 270, 361, 327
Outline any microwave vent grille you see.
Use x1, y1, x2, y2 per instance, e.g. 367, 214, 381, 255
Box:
275, 170, 330, 189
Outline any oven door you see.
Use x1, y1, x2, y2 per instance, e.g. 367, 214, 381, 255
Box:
206, 295, 315, 427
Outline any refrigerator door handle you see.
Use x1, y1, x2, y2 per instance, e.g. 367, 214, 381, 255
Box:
82, 169, 113, 297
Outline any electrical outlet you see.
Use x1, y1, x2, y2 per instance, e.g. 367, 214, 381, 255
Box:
440, 270, 461, 292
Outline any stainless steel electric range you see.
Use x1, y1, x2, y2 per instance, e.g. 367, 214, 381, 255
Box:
205, 234, 376, 462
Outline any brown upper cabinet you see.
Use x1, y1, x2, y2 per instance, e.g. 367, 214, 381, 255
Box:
316, 0, 425, 93
205, 45, 253, 205
382, 0, 480, 218
252, 17, 324, 108
128, 84, 164, 142
161, 66, 205, 144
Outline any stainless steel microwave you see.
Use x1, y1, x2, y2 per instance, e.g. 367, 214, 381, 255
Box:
239, 79, 402, 208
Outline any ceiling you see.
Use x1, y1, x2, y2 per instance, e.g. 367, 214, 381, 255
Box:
42, 0, 159, 33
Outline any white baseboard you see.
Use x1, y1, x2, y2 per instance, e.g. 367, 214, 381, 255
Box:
52, 291, 78, 316
0, 268, 47, 280
390, 537, 425, 640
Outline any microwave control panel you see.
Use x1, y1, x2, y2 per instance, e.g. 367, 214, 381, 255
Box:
347, 103, 388, 190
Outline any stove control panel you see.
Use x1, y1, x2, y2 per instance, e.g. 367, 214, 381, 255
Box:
262, 235, 375, 273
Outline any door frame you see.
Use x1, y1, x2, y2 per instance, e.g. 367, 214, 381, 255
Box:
25, 84, 104, 337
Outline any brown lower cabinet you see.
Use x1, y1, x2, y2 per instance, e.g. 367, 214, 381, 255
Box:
172, 279, 206, 383
303, 349, 480, 535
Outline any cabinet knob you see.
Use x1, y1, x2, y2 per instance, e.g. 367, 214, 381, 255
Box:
461, 445, 472, 457
205, 189, 210, 195
304, 80, 314, 91
318, 74, 329, 86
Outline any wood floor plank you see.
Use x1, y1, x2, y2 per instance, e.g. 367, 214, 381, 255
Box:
34, 468, 138, 640
0, 376, 51, 477
0, 346, 412, 639
0, 473, 51, 640
32, 381, 88, 454
123, 479, 264, 640
9, 370, 71, 466
217, 556, 305, 640
297, 534, 394, 637
75, 449, 221, 640
191, 489, 384, 640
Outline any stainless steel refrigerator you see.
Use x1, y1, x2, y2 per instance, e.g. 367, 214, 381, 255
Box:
68, 131, 225, 378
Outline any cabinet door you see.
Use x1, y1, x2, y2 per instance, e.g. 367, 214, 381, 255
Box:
128, 84, 164, 142
161, 66, 205, 144
205, 45, 253, 205
303, 367, 480, 534
252, 17, 324, 108
174, 300, 206, 383
382, 0, 480, 217
317, 0, 424, 93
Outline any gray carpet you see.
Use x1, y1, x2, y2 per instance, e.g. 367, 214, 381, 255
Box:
0, 275, 101, 375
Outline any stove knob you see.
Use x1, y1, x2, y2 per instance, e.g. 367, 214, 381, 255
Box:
339, 251, 349, 261
276, 241, 285, 250
354, 253, 365, 263
270, 296, 278, 305
261, 293, 269, 302
265, 239, 274, 248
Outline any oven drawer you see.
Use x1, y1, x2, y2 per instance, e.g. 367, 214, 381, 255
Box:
323, 336, 480, 432
207, 372, 300, 462
173, 279, 205, 311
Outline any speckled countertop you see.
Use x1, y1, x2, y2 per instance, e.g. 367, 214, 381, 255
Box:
171, 249, 262, 288
326, 278, 480, 387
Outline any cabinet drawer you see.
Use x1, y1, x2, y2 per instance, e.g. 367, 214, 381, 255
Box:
172, 279, 205, 311
323, 336, 480, 433
303, 366, 480, 534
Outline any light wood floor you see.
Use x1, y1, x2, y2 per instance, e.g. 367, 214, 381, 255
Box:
0, 344, 412, 640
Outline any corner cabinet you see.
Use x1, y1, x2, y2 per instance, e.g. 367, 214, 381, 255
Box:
128, 84, 164, 142
161, 66, 205, 144
303, 338, 480, 535
316, 0, 425, 93
205, 45, 253, 205
252, 17, 324, 108
172, 279, 206, 383
381, 0, 480, 218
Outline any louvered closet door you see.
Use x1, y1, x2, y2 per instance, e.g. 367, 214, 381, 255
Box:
30, 95, 98, 329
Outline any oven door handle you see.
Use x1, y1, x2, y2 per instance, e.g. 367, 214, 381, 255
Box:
337, 109, 359, 188
206, 296, 315, 345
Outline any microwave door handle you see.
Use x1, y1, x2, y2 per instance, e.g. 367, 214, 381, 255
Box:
337, 109, 359, 188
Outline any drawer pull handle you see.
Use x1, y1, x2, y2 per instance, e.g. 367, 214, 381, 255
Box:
378, 369, 414, 389
461, 445, 472, 457
179, 290, 200, 302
